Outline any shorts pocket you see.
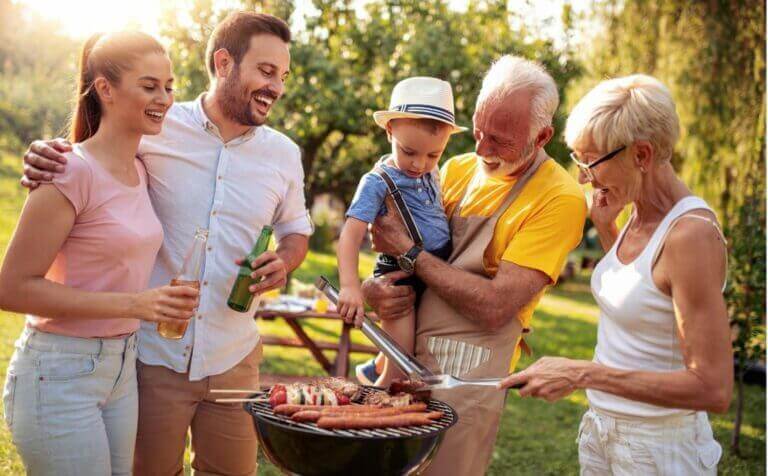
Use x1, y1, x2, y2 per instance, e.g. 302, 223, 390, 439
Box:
697, 439, 722, 470
39, 355, 96, 381
3, 373, 16, 429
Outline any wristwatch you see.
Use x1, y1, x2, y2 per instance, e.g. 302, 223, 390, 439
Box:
397, 246, 423, 275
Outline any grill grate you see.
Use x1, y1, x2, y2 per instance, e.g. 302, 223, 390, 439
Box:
248, 387, 457, 440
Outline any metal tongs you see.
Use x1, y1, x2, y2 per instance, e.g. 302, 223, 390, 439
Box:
315, 277, 520, 391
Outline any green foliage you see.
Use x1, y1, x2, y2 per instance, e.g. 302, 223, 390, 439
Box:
159, 0, 580, 206
0, 0, 78, 152
727, 179, 766, 369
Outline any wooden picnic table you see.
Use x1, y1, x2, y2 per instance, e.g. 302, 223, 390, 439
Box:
254, 307, 378, 378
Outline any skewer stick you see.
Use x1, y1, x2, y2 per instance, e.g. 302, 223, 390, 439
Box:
210, 389, 266, 394
214, 397, 269, 403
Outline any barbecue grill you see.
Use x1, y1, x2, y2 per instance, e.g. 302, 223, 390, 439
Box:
248, 386, 458, 476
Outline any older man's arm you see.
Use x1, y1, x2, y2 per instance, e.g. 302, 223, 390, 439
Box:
372, 193, 587, 329
413, 255, 548, 330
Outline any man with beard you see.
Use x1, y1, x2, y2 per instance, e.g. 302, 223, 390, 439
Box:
19, 12, 311, 476
361, 56, 587, 476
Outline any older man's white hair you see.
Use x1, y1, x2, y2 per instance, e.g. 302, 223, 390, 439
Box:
564, 74, 680, 161
476, 55, 560, 136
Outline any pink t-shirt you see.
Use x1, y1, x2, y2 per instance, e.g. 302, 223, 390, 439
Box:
28, 144, 164, 338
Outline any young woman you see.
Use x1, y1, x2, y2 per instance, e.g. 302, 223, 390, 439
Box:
0, 32, 198, 475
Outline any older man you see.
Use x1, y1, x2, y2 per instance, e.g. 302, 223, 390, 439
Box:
364, 55, 587, 475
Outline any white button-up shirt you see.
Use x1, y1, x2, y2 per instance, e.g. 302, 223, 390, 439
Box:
136, 95, 312, 380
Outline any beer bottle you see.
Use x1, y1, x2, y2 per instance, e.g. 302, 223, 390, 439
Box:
227, 226, 273, 312
157, 228, 207, 339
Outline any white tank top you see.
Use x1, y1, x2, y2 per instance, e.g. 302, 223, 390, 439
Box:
587, 196, 726, 418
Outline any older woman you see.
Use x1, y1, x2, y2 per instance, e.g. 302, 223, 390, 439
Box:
498, 74, 732, 475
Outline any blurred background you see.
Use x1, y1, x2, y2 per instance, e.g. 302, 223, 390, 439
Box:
0, 0, 764, 474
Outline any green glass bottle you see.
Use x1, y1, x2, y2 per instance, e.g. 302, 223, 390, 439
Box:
227, 225, 273, 312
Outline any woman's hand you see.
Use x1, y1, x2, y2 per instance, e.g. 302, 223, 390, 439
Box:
338, 286, 366, 327
590, 188, 623, 230
497, 356, 591, 402
134, 285, 199, 323
589, 189, 623, 250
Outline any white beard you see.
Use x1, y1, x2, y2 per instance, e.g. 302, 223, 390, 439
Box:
478, 140, 538, 179
478, 156, 522, 179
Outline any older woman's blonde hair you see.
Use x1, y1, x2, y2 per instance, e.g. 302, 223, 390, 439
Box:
564, 74, 680, 161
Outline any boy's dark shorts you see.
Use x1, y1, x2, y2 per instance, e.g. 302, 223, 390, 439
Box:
372, 241, 452, 306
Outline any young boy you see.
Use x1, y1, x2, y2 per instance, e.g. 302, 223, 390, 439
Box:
336, 77, 466, 386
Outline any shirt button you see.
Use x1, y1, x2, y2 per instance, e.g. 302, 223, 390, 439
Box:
207, 246, 212, 251
211, 211, 217, 216
417, 187, 423, 192
217, 175, 222, 180
197, 315, 203, 320
203, 281, 208, 286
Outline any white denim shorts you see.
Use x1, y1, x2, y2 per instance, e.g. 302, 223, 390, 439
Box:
3, 327, 139, 476
577, 408, 722, 475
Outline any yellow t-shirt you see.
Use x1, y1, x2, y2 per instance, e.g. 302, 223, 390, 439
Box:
440, 153, 587, 368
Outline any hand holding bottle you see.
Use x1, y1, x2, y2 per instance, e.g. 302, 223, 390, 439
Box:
135, 284, 199, 323
158, 227, 207, 339
236, 250, 288, 295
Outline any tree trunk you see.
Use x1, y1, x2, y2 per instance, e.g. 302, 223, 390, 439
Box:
730, 360, 744, 456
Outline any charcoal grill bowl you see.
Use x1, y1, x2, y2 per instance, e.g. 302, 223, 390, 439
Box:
247, 396, 457, 476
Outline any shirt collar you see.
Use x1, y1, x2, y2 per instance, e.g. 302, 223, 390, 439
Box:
193, 93, 258, 144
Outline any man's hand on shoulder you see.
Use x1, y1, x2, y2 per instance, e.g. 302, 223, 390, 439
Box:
21, 138, 71, 189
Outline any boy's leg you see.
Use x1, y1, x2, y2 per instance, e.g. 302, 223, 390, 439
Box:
375, 306, 416, 386
134, 361, 203, 476
190, 343, 262, 476
374, 353, 385, 373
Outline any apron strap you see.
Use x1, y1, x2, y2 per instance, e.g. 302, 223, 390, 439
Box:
451, 151, 550, 223
373, 166, 424, 248
489, 152, 549, 221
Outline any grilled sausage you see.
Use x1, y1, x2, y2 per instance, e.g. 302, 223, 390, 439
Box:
314, 404, 383, 413
319, 402, 427, 417
316, 411, 444, 429
291, 410, 323, 423
273, 404, 326, 416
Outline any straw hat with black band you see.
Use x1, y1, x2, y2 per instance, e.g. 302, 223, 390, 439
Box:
373, 77, 467, 134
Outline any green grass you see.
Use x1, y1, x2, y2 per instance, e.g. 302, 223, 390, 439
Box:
0, 153, 764, 475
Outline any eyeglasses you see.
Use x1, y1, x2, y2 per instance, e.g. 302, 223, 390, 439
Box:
570, 145, 627, 181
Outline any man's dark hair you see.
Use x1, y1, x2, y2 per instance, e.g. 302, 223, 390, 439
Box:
206, 11, 291, 77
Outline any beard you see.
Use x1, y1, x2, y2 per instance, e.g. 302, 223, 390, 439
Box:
479, 139, 537, 179
218, 66, 276, 127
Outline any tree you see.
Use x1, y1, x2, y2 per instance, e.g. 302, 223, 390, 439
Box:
159, 0, 581, 206
0, 0, 77, 152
